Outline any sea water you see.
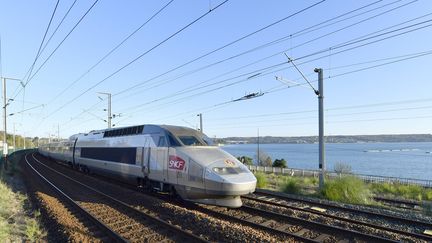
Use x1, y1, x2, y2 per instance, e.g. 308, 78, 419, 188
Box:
221, 142, 432, 180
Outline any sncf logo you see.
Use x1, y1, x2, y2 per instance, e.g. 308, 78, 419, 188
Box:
169, 156, 186, 170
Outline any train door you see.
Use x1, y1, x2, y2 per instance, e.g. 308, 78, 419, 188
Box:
148, 147, 168, 182
136, 147, 149, 177
142, 147, 150, 176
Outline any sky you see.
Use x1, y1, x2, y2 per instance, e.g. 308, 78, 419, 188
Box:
0, 0, 431, 139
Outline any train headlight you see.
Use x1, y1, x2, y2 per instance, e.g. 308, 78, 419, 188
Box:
213, 167, 244, 175
213, 167, 227, 174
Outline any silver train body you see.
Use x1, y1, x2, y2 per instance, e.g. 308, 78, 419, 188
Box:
38, 124, 256, 207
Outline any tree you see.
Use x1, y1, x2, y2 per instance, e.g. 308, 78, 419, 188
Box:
273, 158, 287, 168
333, 162, 352, 174
237, 156, 253, 165
255, 149, 272, 166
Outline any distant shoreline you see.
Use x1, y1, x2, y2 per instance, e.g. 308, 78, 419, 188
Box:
217, 134, 432, 145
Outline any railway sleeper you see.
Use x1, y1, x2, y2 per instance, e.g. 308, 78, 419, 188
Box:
313, 233, 331, 243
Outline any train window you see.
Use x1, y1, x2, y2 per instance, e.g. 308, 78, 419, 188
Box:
81, 147, 136, 164
103, 125, 144, 138
201, 135, 214, 146
167, 134, 181, 147
178, 136, 205, 146
158, 137, 167, 147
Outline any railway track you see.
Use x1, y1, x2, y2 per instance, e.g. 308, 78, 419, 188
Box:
246, 189, 432, 242
29, 152, 432, 242
374, 196, 422, 210
29, 153, 299, 242
25, 153, 207, 242
187, 203, 401, 242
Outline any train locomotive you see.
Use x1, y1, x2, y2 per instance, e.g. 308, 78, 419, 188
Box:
38, 124, 257, 207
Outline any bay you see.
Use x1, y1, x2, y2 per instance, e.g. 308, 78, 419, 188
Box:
221, 142, 432, 181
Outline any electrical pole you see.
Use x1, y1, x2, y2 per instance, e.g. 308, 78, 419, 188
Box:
257, 128, 260, 165
98, 92, 112, 128
13, 123, 15, 152
1, 77, 20, 161
277, 56, 326, 188
197, 113, 203, 133
57, 124, 60, 140
314, 68, 326, 189
2, 77, 7, 158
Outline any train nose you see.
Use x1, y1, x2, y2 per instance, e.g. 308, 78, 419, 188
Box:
220, 173, 257, 194
204, 163, 257, 196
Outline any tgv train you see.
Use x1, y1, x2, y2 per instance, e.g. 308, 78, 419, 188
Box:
38, 124, 256, 207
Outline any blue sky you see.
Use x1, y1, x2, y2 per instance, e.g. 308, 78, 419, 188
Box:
0, 0, 431, 139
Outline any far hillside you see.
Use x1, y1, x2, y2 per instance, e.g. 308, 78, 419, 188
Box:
219, 134, 432, 144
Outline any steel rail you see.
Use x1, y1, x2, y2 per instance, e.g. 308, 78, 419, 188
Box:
255, 189, 432, 228
28, 153, 208, 243
24, 154, 127, 242
243, 194, 432, 241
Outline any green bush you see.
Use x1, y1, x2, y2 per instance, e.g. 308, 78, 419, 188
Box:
254, 172, 268, 189
303, 177, 319, 187
424, 189, 432, 201
273, 159, 287, 168
370, 182, 432, 201
280, 178, 301, 194
370, 182, 396, 194
237, 156, 254, 165
321, 176, 372, 204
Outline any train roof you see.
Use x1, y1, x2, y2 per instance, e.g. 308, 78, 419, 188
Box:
72, 124, 201, 139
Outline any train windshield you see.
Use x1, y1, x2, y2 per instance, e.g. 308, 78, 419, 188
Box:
177, 135, 206, 146
163, 125, 214, 146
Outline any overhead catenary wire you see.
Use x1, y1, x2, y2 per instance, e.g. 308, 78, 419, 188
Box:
285, 54, 319, 95
62, 48, 432, 135
51, 2, 431, 132
62, 0, 415, 126
51, 0, 388, 128
44, 0, 326, 127
10, 0, 78, 99
207, 105, 432, 127
21, 0, 60, 84
43, 0, 229, 120
116, 20, 432, 120
209, 114, 432, 130
145, 48, 432, 123
112, 0, 422, 109
37, 0, 78, 63
113, 0, 326, 97
69, 16, 432, 132
13, 0, 100, 100
112, 0, 413, 101
45, 0, 175, 106
210, 95, 432, 121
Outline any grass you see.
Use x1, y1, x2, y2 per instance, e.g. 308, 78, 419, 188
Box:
25, 210, 45, 241
254, 172, 268, 189
280, 178, 301, 194
0, 154, 46, 241
0, 179, 15, 241
254, 171, 432, 218
370, 182, 432, 201
320, 176, 372, 204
